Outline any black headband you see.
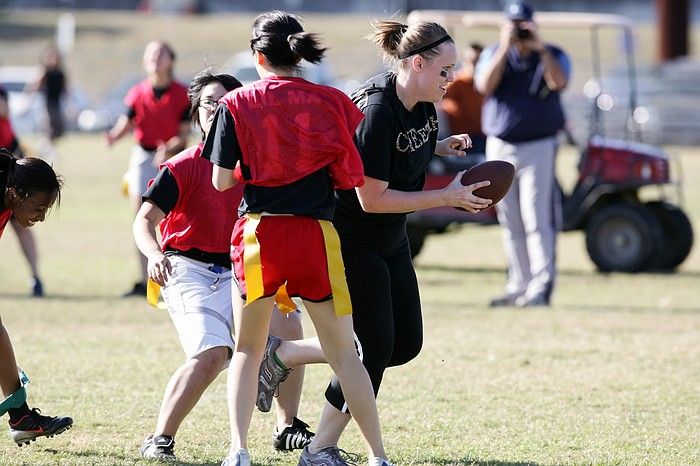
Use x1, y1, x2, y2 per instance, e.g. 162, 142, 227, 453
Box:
398, 34, 452, 60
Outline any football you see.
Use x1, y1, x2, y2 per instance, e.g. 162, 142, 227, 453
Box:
456, 160, 515, 211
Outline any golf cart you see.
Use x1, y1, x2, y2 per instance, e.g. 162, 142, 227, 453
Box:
405, 10, 693, 272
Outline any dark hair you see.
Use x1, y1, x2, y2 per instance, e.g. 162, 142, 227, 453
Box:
368, 20, 453, 66
249, 11, 326, 70
1, 150, 62, 207
188, 69, 242, 138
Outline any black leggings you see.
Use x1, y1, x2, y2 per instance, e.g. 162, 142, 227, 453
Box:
325, 220, 422, 412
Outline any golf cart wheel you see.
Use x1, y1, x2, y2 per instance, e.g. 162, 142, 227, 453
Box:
646, 201, 694, 271
585, 202, 664, 272
406, 225, 428, 258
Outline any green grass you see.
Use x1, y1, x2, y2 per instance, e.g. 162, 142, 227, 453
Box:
0, 8, 698, 466
0, 134, 698, 465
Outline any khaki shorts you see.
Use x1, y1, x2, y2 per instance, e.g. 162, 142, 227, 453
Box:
161, 255, 234, 362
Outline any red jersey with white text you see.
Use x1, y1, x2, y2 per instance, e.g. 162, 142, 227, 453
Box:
157, 143, 241, 254
124, 79, 190, 148
221, 76, 364, 190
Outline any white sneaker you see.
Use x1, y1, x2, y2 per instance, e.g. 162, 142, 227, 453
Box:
221, 448, 251, 466
369, 457, 395, 466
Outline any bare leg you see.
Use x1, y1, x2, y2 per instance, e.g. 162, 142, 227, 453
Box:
226, 295, 274, 451
153, 346, 229, 437
10, 220, 39, 278
275, 337, 325, 367
303, 301, 385, 459
269, 309, 304, 429
0, 319, 22, 397
309, 401, 351, 451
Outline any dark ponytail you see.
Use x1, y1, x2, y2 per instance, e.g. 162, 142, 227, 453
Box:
1, 149, 62, 207
250, 11, 326, 69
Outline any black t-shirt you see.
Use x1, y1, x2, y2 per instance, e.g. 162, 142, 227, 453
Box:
202, 105, 335, 220
43, 69, 65, 105
335, 72, 439, 228
142, 167, 179, 215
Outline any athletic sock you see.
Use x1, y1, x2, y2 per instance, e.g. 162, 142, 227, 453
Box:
273, 351, 288, 371
8, 402, 30, 423
153, 434, 174, 444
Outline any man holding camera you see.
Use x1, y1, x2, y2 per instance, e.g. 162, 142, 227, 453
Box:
475, 1, 570, 308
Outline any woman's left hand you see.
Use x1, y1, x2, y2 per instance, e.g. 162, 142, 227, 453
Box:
436, 134, 472, 157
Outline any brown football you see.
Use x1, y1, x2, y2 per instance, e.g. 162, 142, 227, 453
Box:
456, 160, 515, 211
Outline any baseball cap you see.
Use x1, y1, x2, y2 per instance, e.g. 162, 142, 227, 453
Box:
505, 2, 534, 21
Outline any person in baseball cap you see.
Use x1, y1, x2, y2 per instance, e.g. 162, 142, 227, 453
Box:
505, 1, 534, 22
475, 0, 572, 308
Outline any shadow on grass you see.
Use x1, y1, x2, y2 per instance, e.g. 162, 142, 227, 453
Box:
0, 21, 121, 40
411, 457, 543, 466
43, 449, 231, 466
0, 293, 115, 302
42, 448, 132, 463
416, 263, 700, 278
0, 22, 55, 40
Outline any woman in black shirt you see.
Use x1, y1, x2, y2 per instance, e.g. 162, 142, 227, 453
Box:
313, 19, 492, 457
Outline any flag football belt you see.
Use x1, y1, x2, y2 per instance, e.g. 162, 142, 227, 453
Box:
0, 369, 29, 417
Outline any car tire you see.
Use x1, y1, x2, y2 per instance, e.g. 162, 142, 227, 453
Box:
585, 202, 664, 272
646, 201, 694, 271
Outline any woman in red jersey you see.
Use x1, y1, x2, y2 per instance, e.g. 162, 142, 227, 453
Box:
106, 40, 190, 297
0, 86, 46, 296
133, 69, 318, 461
0, 150, 72, 446
204, 11, 392, 466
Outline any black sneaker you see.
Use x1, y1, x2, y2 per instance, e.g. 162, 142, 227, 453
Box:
140, 433, 176, 461
273, 417, 315, 452
30, 276, 44, 297
123, 282, 147, 298
8, 408, 73, 446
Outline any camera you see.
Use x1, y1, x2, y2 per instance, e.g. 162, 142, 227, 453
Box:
516, 28, 532, 40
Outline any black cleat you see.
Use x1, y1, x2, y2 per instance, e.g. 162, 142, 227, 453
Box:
273, 417, 314, 451
30, 276, 44, 297
9, 408, 72, 446
140, 433, 176, 461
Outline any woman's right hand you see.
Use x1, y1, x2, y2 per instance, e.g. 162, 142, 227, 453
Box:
442, 171, 492, 213
147, 253, 172, 286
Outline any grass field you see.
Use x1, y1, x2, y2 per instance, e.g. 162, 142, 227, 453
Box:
1, 8, 700, 465
0, 134, 698, 466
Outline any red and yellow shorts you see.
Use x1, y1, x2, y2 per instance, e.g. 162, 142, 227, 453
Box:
230, 214, 352, 317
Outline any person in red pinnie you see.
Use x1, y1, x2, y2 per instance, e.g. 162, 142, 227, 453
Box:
203, 11, 393, 466
0, 150, 72, 447
106, 40, 190, 297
